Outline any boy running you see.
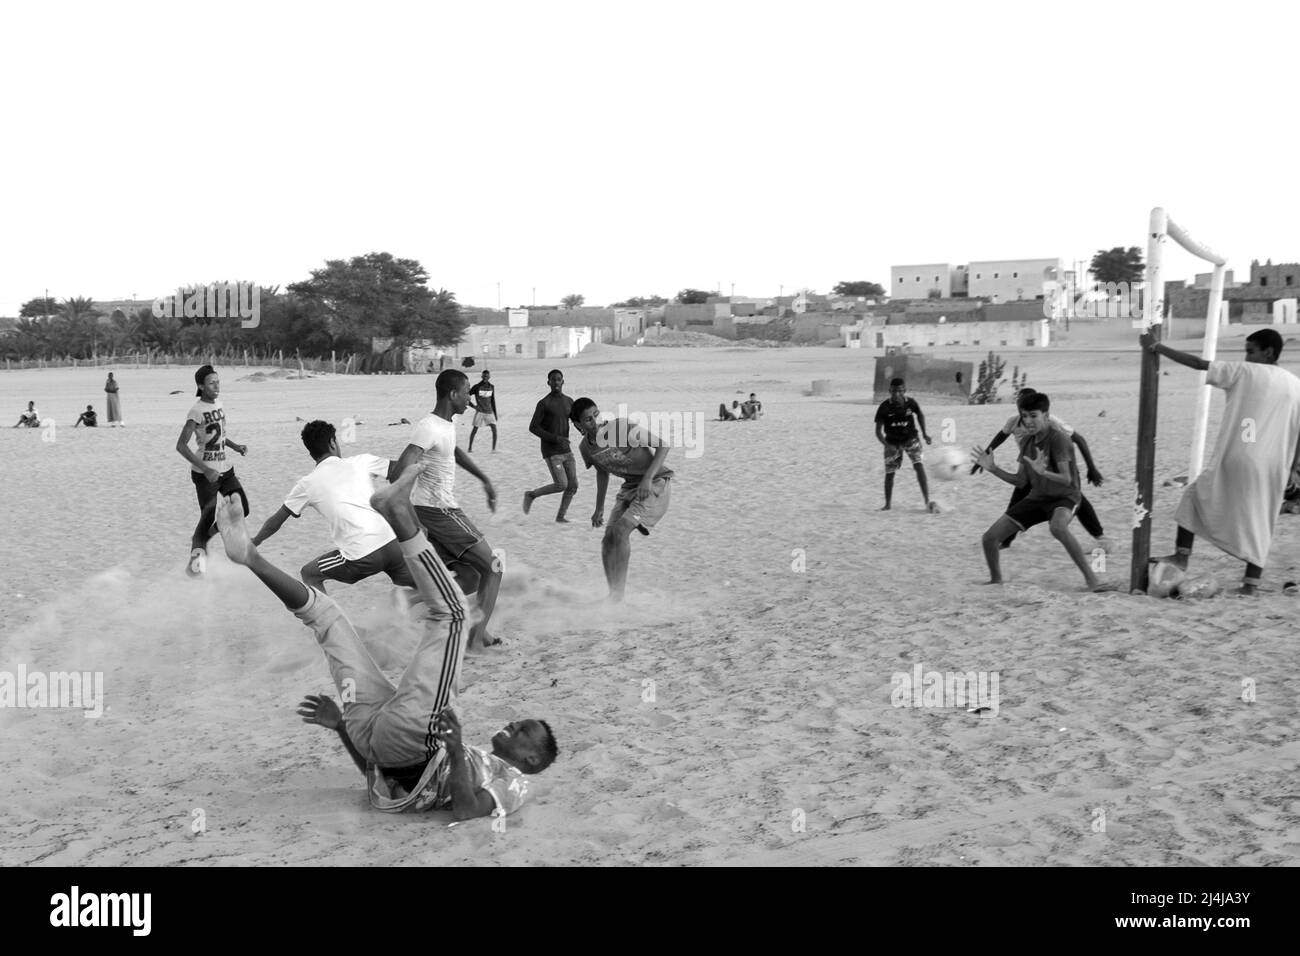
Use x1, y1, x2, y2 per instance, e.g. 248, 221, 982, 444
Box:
175, 364, 249, 576
467, 370, 498, 453
395, 369, 502, 648
974, 391, 1114, 591
570, 397, 673, 601
523, 369, 578, 521
251, 420, 416, 595
874, 378, 938, 513
975, 388, 1113, 552
213, 467, 557, 819
1142, 326, 1300, 595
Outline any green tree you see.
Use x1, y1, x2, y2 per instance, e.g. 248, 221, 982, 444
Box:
289, 252, 467, 348
611, 294, 668, 308
1090, 247, 1144, 285
833, 280, 884, 297
561, 293, 585, 309
676, 288, 715, 304
19, 296, 59, 318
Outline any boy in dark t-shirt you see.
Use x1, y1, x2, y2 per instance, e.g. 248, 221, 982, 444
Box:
973, 391, 1115, 592
873, 378, 937, 513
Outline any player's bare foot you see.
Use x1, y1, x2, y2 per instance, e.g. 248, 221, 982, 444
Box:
1087, 581, 1120, 593
370, 463, 421, 524
1149, 552, 1190, 571
523, 491, 535, 515
980, 578, 1003, 586
215, 494, 255, 565
1234, 583, 1259, 596
555, 515, 570, 523
879, 504, 891, 511
927, 501, 939, 514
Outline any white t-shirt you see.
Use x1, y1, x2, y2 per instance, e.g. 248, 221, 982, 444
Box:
284, 454, 394, 560
187, 398, 231, 474
409, 414, 459, 510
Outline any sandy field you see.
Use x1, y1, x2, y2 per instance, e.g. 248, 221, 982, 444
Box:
2, 322, 1298, 866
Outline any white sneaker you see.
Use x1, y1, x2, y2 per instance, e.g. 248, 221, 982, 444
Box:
187, 548, 207, 577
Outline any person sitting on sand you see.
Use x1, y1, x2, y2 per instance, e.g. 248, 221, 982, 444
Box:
746, 393, 762, 418
74, 405, 97, 428
719, 401, 741, 421
13, 401, 40, 427
213, 467, 557, 818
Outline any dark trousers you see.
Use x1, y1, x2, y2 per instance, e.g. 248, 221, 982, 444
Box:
191, 469, 249, 550
1002, 483, 1102, 545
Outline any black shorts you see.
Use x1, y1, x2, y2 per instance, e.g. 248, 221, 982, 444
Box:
1006, 495, 1077, 532
192, 468, 247, 513
310, 539, 415, 588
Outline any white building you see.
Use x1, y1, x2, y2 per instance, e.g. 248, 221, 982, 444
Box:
890, 263, 956, 298
967, 258, 1068, 303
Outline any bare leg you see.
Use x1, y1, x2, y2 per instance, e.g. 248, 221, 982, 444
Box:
601, 521, 635, 600
489, 424, 497, 451
881, 472, 894, 510
467, 426, 479, 452
1152, 526, 1194, 570
1049, 510, 1104, 589
215, 494, 311, 609
981, 515, 1020, 584
556, 455, 578, 521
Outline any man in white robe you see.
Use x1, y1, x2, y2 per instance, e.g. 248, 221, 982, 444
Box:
1142, 326, 1300, 594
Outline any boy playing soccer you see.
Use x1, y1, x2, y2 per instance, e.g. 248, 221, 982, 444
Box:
973, 391, 1114, 591
175, 364, 249, 576
975, 387, 1113, 552
874, 378, 937, 513
214, 467, 557, 819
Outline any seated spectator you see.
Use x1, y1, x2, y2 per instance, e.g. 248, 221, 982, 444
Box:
75, 405, 98, 428
13, 401, 40, 428
747, 393, 763, 417
719, 401, 741, 421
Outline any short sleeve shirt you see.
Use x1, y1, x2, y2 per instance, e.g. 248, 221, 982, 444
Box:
578, 419, 674, 482
875, 398, 922, 444
283, 454, 395, 560
187, 399, 230, 474
1017, 424, 1080, 503
402, 746, 531, 816
409, 414, 459, 510
469, 381, 497, 416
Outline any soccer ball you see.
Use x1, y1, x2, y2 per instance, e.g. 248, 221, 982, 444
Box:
1147, 560, 1185, 598
929, 445, 969, 481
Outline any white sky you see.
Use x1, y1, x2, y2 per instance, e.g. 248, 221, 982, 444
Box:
1, 0, 1296, 316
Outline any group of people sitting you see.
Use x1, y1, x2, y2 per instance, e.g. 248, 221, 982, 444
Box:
13, 402, 100, 428
719, 393, 763, 421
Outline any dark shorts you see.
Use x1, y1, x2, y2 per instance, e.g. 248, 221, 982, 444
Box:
414, 506, 484, 563
310, 539, 415, 588
1006, 495, 1077, 532
883, 437, 923, 474
192, 468, 247, 513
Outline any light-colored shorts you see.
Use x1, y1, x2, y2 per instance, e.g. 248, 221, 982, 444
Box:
609, 476, 671, 533
472, 411, 497, 427
883, 437, 924, 474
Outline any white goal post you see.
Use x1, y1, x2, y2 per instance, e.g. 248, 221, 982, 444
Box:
1141, 207, 1229, 479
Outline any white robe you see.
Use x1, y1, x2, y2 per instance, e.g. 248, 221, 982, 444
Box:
1174, 360, 1300, 567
